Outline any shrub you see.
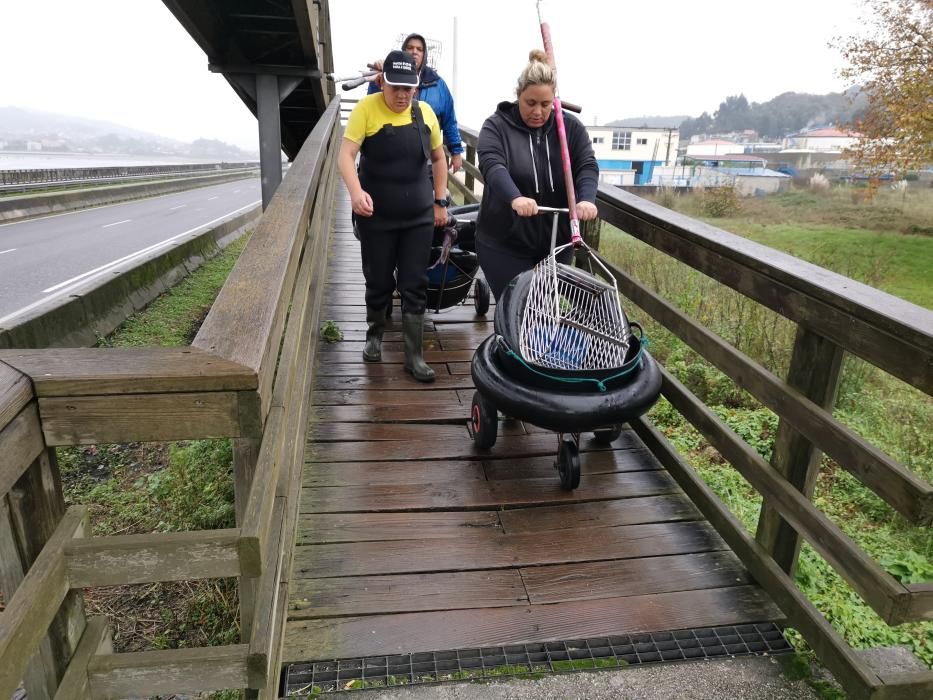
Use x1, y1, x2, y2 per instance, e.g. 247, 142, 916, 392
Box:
701, 186, 739, 218
656, 185, 677, 210
809, 173, 831, 194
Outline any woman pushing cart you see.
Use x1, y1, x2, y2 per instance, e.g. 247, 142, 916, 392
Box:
469, 8, 662, 490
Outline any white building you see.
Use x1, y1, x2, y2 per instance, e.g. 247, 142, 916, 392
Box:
783, 127, 862, 152
685, 139, 741, 157
585, 125, 679, 186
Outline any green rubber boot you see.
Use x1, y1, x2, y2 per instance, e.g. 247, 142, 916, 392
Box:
402, 313, 435, 383
363, 306, 385, 362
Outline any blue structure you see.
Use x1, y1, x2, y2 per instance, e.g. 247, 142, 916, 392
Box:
596, 159, 664, 185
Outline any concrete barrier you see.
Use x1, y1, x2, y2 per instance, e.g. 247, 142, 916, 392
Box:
0, 169, 258, 222
0, 205, 260, 349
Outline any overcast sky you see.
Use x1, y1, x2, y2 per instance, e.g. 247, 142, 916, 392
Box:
0, 0, 869, 151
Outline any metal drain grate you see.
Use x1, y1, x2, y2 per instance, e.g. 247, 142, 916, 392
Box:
281, 622, 793, 695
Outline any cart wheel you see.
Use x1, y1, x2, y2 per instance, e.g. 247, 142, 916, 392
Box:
385, 296, 393, 319
473, 277, 490, 316
593, 424, 623, 445
556, 440, 581, 490
471, 391, 498, 449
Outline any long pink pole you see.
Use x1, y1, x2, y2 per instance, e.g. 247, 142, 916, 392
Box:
539, 13, 582, 244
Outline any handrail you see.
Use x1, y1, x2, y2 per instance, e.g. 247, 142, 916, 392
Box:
0, 96, 343, 698
193, 98, 341, 423
595, 183, 933, 394
455, 123, 933, 699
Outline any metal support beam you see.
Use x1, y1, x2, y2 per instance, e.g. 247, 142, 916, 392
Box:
257, 74, 283, 210
209, 63, 321, 78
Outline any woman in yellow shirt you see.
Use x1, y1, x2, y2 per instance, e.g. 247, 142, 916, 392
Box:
338, 49, 449, 383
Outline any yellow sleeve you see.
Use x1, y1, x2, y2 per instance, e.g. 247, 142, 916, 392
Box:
344, 100, 369, 145
420, 102, 443, 150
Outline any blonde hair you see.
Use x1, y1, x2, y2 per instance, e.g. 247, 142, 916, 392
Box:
516, 49, 556, 96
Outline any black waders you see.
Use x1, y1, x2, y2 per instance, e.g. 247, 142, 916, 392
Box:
356, 98, 435, 381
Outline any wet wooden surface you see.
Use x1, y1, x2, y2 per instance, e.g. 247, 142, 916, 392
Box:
284, 191, 781, 663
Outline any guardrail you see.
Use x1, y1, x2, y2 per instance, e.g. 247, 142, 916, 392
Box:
0, 98, 340, 698
0, 161, 259, 187
450, 124, 933, 700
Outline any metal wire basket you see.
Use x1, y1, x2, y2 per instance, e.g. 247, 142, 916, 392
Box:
518, 210, 630, 371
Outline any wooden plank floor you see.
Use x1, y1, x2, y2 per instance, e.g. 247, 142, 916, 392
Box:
283, 189, 781, 663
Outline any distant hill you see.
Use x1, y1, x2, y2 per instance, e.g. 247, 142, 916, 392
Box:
0, 106, 257, 160
0, 106, 177, 144
606, 115, 689, 129
605, 90, 868, 141
676, 90, 867, 140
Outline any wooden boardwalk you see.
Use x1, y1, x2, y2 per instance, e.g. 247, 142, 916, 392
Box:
282, 189, 782, 663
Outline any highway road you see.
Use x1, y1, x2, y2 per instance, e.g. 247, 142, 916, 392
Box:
0, 178, 260, 324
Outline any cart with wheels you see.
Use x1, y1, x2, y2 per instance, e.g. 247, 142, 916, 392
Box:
376, 204, 490, 318
469, 209, 662, 490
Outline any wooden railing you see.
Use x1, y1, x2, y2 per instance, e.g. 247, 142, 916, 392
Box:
0, 97, 342, 699
453, 125, 933, 700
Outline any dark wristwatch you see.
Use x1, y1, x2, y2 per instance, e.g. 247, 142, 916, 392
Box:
433, 197, 450, 207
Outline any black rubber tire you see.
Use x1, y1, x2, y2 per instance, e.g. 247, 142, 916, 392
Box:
557, 440, 581, 490
385, 295, 393, 319
593, 424, 623, 445
471, 391, 498, 449
473, 277, 490, 316
470, 335, 662, 433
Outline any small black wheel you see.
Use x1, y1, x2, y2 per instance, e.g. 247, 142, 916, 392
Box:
593, 424, 623, 445
556, 440, 581, 490
473, 277, 490, 316
385, 295, 394, 319
471, 391, 498, 449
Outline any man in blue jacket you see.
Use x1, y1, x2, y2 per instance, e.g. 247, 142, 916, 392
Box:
368, 33, 464, 172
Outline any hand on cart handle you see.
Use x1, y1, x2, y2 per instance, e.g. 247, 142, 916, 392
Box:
576, 201, 598, 221
511, 196, 540, 217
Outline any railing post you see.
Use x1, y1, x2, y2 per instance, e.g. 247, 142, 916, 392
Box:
755, 326, 845, 575
0, 449, 86, 698
581, 217, 601, 251
464, 144, 476, 194
575, 217, 602, 268
234, 438, 260, 641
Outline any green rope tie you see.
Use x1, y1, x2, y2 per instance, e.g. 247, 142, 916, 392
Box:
504, 335, 649, 392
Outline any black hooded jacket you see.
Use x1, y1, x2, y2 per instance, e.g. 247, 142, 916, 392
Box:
475, 100, 598, 258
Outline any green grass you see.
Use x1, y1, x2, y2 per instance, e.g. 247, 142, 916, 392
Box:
99, 234, 249, 347
722, 224, 933, 310
58, 232, 250, 664
598, 185, 933, 674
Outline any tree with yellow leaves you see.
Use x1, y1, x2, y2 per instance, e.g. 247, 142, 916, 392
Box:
833, 0, 932, 179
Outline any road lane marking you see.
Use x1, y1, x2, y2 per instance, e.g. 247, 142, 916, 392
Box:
0, 178, 256, 228
35, 199, 261, 298
0, 248, 16, 256
170, 204, 186, 210
1, 200, 261, 325
102, 219, 132, 228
